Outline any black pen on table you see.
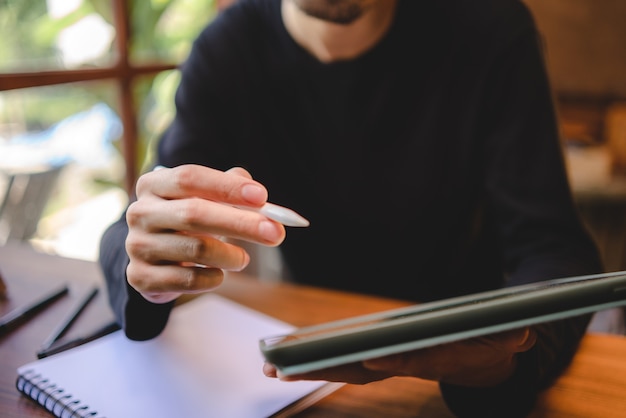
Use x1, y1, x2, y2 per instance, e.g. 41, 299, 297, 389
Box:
0, 283, 69, 335
37, 319, 120, 359
38, 286, 99, 352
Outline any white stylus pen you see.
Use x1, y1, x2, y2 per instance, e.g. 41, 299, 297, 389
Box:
153, 165, 310, 227
243, 202, 310, 227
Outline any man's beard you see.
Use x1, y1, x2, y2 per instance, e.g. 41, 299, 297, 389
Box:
291, 0, 367, 25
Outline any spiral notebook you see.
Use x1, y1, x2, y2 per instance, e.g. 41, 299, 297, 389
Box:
15, 294, 342, 418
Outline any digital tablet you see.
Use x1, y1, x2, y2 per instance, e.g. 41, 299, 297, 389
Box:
259, 271, 626, 375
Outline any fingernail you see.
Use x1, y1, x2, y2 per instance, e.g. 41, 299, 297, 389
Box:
241, 184, 267, 204
234, 251, 250, 272
259, 221, 282, 243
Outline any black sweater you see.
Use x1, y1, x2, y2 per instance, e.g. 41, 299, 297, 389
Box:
99, 0, 603, 416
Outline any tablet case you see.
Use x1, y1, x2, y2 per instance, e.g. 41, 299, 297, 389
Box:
260, 271, 626, 375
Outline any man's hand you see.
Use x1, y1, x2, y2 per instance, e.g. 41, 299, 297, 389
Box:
263, 327, 536, 387
124, 164, 286, 304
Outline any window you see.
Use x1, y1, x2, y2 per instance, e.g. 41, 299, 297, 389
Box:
0, 0, 218, 259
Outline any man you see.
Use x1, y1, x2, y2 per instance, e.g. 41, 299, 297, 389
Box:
99, 0, 603, 416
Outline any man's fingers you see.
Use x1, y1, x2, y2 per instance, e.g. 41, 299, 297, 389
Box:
126, 197, 285, 246
225, 166, 253, 178
126, 262, 226, 299
272, 362, 392, 385
126, 231, 250, 272
138, 165, 267, 207
512, 327, 537, 352
485, 327, 537, 353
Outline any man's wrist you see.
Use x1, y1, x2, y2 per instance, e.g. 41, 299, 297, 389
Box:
123, 281, 176, 341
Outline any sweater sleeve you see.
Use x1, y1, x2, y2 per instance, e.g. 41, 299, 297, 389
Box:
98, 212, 175, 341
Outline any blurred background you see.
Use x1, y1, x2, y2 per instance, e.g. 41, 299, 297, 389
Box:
1, 0, 625, 283
0, 0, 222, 260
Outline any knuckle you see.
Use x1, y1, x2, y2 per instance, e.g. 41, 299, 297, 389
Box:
126, 262, 149, 291
221, 183, 241, 203
124, 234, 144, 256
178, 268, 196, 291
171, 165, 197, 194
125, 234, 159, 266
125, 202, 144, 226
177, 200, 204, 228
185, 237, 209, 260
180, 267, 223, 291
134, 174, 149, 195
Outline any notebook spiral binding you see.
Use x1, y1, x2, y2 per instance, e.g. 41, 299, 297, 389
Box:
16, 369, 103, 418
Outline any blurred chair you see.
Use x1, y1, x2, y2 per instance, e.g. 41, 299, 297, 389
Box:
0, 165, 65, 245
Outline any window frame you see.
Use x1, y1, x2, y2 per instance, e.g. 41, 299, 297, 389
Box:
0, 0, 177, 195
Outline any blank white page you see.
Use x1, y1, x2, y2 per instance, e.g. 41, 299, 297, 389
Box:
17, 294, 336, 418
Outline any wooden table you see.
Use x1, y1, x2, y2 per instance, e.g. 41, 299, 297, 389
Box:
1, 242, 626, 418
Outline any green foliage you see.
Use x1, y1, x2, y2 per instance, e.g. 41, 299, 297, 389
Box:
1, 0, 218, 188
0, 1, 55, 70
131, 0, 216, 62
31, 3, 95, 47
0, 0, 219, 250
128, 0, 216, 173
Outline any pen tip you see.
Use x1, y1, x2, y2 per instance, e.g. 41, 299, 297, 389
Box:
292, 218, 310, 228
259, 203, 310, 227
